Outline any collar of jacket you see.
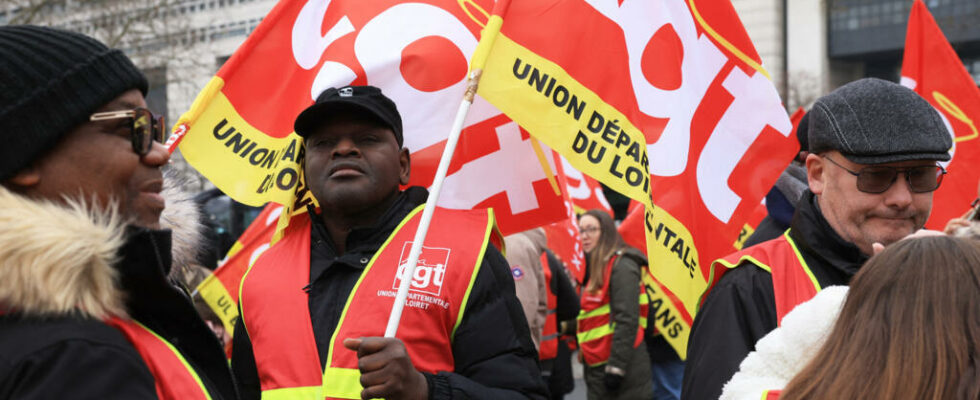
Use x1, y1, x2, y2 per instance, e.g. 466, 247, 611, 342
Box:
788, 190, 868, 278
615, 246, 648, 266
0, 180, 198, 320
308, 186, 429, 255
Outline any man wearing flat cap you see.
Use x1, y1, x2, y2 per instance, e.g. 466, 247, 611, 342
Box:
682, 77, 953, 400
231, 86, 547, 400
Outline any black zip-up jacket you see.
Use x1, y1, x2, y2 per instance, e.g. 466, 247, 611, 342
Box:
0, 227, 240, 400
232, 187, 548, 400
681, 191, 868, 400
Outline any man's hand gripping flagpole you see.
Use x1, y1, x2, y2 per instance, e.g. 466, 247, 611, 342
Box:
383, 6, 507, 337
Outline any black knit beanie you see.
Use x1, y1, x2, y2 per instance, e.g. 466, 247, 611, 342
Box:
0, 25, 148, 181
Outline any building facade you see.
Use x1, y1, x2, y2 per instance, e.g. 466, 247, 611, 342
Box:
733, 0, 980, 110
2, 0, 276, 124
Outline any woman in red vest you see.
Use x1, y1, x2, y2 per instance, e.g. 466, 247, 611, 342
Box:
576, 209, 652, 400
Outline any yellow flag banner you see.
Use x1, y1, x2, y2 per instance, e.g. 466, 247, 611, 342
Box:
475, 0, 798, 358
174, 81, 306, 207
479, 36, 652, 206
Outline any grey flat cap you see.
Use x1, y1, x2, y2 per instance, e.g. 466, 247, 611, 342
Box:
808, 77, 951, 164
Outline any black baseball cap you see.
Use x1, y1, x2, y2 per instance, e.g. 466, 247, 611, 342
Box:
294, 85, 403, 146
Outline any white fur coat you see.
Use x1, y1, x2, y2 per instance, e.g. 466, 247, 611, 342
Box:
720, 286, 848, 400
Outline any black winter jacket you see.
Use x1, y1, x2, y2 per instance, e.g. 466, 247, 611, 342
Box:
232, 187, 548, 400
540, 250, 579, 397
0, 188, 238, 400
681, 191, 868, 400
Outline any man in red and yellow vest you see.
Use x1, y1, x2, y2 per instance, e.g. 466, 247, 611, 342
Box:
231, 86, 547, 400
682, 78, 955, 399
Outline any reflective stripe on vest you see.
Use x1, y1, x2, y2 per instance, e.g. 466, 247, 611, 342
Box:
240, 205, 498, 399
708, 231, 821, 324
106, 318, 212, 400
539, 252, 559, 361
575, 254, 649, 367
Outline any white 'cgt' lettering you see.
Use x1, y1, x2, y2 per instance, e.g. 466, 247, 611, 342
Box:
585, 0, 791, 223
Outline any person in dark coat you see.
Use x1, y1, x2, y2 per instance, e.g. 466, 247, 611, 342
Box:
231, 86, 547, 400
578, 210, 651, 400
682, 78, 954, 400
541, 249, 580, 400
0, 26, 238, 399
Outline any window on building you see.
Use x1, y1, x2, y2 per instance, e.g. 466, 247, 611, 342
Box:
145, 67, 169, 125
215, 55, 231, 73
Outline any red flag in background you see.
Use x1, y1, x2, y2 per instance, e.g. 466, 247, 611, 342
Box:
558, 156, 613, 216
619, 200, 645, 251
901, 0, 980, 228
196, 204, 282, 334
542, 152, 589, 283
731, 107, 806, 249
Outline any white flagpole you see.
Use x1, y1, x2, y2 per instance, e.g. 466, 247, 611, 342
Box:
384, 71, 483, 337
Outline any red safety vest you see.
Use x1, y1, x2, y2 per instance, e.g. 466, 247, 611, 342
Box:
576, 254, 649, 367
539, 252, 558, 361
240, 205, 501, 400
707, 231, 822, 324
105, 318, 212, 400
708, 232, 822, 400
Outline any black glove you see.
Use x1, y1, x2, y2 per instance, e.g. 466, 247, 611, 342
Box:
603, 372, 624, 392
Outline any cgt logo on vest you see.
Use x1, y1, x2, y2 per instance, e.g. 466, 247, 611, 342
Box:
393, 242, 451, 297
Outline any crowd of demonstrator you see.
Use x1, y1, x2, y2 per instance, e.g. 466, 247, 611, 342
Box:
1, 25, 978, 400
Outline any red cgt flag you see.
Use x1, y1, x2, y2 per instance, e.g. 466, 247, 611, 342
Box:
178, 0, 575, 329
474, 0, 798, 357
901, 0, 980, 228
172, 0, 568, 238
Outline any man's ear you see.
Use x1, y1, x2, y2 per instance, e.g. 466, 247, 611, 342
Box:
805, 153, 825, 195
5, 166, 41, 189
399, 148, 411, 186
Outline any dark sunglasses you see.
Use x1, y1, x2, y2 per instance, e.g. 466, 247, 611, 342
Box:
90, 108, 166, 156
823, 156, 946, 194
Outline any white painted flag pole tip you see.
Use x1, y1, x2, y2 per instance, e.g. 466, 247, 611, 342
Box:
383, 70, 483, 338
